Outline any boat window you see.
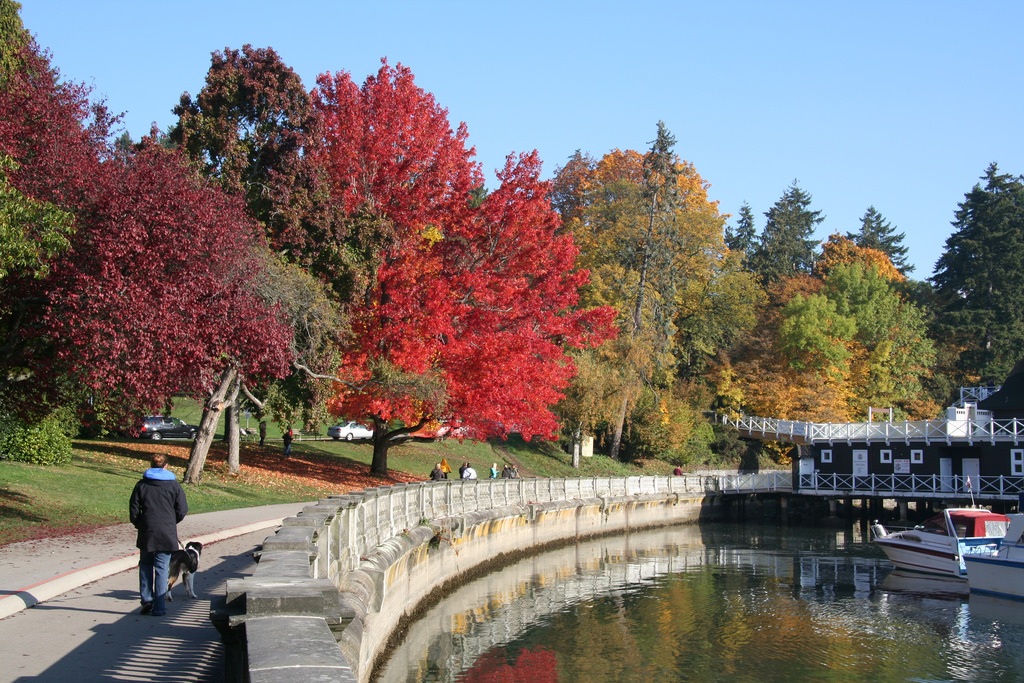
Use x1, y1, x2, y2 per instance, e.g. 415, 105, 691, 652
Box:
984, 521, 1009, 537
953, 522, 969, 538
921, 516, 948, 535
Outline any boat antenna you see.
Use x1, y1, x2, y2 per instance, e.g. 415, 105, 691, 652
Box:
966, 475, 976, 507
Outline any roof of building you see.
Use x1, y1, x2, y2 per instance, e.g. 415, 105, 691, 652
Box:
978, 359, 1024, 411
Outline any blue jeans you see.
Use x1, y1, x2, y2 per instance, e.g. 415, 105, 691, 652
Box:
139, 550, 171, 614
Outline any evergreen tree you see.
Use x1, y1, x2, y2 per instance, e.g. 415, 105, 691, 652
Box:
748, 182, 823, 285
931, 163, 1024, 384
0, 0, 28, 87
725, 202, 757, 260
846, 206, 913, 274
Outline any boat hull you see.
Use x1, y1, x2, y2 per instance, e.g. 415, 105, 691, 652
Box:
874, 536, 963, 577
964, 553, 1024, 600
872, 508, 1010, 578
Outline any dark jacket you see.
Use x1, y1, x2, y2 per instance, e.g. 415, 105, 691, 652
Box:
129, 468, 188, 552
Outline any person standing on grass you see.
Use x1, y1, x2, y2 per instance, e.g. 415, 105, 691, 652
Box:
129, 453, 187, 617
283, 427, 294, 457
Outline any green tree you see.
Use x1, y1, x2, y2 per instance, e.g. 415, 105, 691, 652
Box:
748, 182, 823, 284
0, 156, 73, 282
846, 206, 912, 274
822, 262, 935, 418
932, 163, 1024, 385
0, 0, 27, 87
778, 292, 855, 374
725, 201, 757, 259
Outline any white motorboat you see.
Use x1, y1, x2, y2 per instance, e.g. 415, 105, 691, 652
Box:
963, 513, 1024, 600
871, 508, 1010, 578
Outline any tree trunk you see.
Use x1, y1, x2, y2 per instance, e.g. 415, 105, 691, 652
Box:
222, 404, 232, 442
571, 425, 581, 469
226, 376, 242, 475
184, 365, 238, 484
609, 392, 629, 461
370, 428, 389, 476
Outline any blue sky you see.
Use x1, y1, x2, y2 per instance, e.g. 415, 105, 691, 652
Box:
20, 1, 1024, 276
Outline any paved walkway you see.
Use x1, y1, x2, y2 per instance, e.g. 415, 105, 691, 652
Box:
0, 502, 308, 682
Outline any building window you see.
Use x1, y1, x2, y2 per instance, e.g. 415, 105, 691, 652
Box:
880, 449, 892, 464
821, 449, 832, 464
1012, 449, 1024, 477
911, 449, 923, 464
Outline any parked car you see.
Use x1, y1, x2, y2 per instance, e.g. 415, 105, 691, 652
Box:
136, 416, 198, 441
328, 421, 373, 441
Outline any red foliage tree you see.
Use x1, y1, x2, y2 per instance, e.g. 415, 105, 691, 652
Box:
38, 142, 295, 421
314, 61, 614, 475
0, 30, 294, 440
0, 28, 112, 402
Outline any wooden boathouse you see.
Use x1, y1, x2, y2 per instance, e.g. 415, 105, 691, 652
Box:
720, 369, 1024, 519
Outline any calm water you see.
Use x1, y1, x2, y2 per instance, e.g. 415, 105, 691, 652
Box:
374, 521, 1024, 683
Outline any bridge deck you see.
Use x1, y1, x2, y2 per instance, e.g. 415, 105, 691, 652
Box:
720, 414, 1024, 446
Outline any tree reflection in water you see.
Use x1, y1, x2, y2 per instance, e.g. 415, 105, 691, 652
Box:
373, 523, 1024, 683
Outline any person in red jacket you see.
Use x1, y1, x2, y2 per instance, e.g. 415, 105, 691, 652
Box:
129, 453, 188, 616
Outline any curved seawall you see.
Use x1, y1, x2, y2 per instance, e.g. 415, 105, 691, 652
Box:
211, 476, 724, 683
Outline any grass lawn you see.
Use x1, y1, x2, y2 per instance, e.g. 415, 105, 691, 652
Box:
0, 429, 660, 547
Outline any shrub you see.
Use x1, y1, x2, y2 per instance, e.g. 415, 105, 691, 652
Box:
0, 412, 73, 465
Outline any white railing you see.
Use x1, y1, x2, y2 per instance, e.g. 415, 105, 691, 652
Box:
717, 471, 792, 493
336, 474, 792, 564
797, 472, 1024, 499
721, 413, 1024, 445
958, 386, 1001, 407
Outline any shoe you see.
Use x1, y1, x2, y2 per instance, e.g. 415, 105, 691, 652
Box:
140, 602, 153, 615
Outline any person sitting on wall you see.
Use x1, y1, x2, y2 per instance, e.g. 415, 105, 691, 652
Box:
430, 462, 446, 480
462, 463, 478, 480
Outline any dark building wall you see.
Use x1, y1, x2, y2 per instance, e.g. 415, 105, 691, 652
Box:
810, 442, 1024, 478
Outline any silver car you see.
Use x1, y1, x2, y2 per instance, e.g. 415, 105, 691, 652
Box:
328, 421, 373, 441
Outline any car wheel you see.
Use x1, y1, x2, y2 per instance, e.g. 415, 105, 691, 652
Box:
151, 432, 163, 441
346, 433, 354, 441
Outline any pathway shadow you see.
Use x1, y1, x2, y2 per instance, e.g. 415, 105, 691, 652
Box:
7, 536, 261, 683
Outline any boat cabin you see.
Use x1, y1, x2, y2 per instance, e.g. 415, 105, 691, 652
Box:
933, 509, 1010, 539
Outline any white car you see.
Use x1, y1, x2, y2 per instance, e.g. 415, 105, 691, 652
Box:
328, 421, 373, 441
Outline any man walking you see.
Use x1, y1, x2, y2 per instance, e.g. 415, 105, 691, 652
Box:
129, 453, 188, 616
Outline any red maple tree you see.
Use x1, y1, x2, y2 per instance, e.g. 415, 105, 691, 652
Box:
314, 61, 614, 474
39, 142, 295, 420
0, 32, 294, 434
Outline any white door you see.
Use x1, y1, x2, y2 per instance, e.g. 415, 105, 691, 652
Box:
799, 456, 816, 488
853, 449, 869, 476
963, 458, 981, 492
940, 458, 953, 492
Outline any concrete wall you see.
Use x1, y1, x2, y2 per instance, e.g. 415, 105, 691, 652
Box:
211, 476, 723, 683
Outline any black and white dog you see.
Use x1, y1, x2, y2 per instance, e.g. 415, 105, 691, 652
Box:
167, 541, 202, 601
